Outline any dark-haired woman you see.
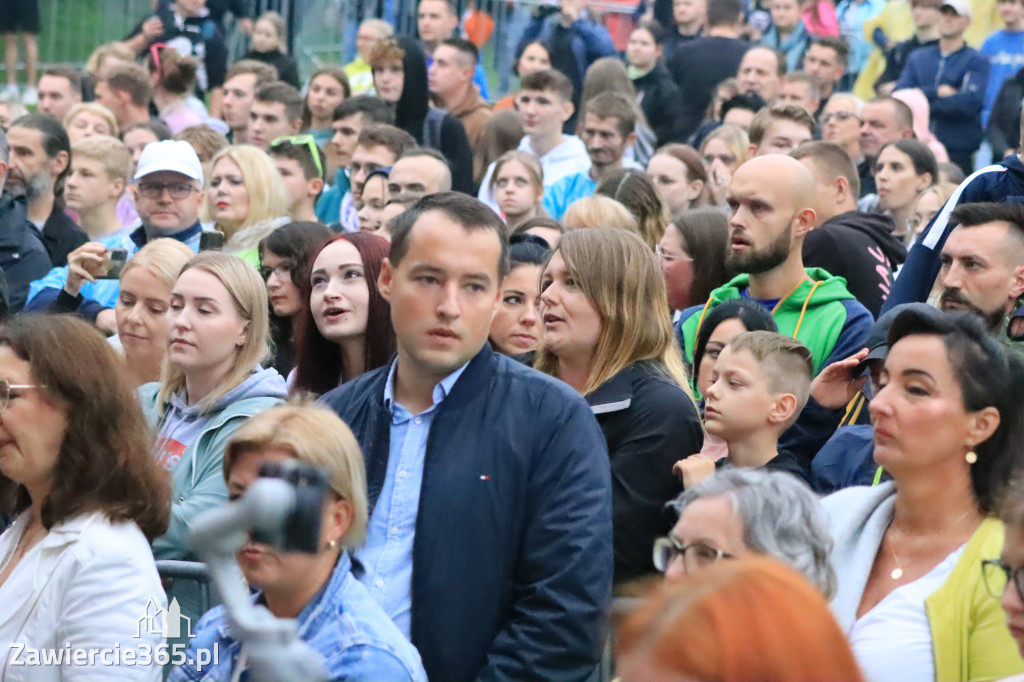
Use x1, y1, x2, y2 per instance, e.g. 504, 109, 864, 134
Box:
489, 233, 550, 356
368, 35, 474, 194
0, 315, 170, 680
259, 221, 334, 376
659, 207, 730, 315
626, 20, 683, 147
825, 308, 1024, 682
291, 232, 396, 396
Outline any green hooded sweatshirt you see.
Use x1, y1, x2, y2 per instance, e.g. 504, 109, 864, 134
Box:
679, 267, 873, 396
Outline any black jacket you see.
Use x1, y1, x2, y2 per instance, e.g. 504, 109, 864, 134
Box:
803, 211, 907, 317
987, 66, 1024, 159
0, 192, 52, 312
667, 36, 750, 143
321, 344, 613, 682
40, 205, 87, 267
586, 361, 703, 584
243, 49, 300, 88
391, 35, 474, 194
632, 64, 684, 147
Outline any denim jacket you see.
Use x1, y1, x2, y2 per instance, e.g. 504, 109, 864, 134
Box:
168, 553, 427, 682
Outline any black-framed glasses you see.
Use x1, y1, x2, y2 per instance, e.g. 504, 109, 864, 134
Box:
652, 536, 733, 573
137, 182, 198, 200
270, 134, 324, 180
982, 559, 1024, 603
0, 378, 45, 410
260, 261, 293, 282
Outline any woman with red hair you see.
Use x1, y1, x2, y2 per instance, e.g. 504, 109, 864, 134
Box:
290, 232, 396, 395
616, 557, 866, 681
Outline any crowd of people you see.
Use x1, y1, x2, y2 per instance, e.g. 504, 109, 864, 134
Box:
2, 0, 1024, 678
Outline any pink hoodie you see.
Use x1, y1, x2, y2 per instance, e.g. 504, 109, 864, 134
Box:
892, 88, 951, 163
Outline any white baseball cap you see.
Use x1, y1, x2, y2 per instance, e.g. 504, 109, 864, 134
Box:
134, 140, 205, 188
940, 0, 972, 19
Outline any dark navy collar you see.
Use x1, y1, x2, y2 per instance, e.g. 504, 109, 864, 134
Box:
130, 220, 202, 249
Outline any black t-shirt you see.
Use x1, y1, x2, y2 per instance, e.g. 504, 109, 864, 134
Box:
668, 36, 750, 142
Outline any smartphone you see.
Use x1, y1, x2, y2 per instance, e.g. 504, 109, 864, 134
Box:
98, 248, 128, 279
199, 230, 225, 252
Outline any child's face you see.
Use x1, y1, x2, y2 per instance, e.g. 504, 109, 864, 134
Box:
252, 19, 280, 53
702, 346, 776, 441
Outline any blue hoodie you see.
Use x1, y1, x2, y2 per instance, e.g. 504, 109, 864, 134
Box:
139, 366, 288, 561
895, 43, 990, 154
884, 153, 1024, 311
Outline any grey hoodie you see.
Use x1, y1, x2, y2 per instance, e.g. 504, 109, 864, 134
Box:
140, 366, 288, 560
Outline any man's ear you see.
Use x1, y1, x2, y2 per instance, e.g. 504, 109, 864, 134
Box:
1010, 264, 1024, 300
377, 258, 394, 302
834, 176, 851, 204
625, 131, 638, 148
52, 150, 70, 176
560, 100, 575, 123
309, 177, 325, 198
118, 89, 132, 109
792, 206, 817, 238
289, 118, 302, 134
109, 176, 126, 201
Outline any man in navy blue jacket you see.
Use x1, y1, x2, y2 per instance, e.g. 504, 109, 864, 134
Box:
895, 0, 990, 173
321, 192, 612, 682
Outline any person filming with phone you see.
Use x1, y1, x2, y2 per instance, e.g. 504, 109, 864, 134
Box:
24, 139, 206, 333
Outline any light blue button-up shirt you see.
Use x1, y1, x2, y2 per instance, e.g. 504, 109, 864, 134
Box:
354, 360, 469, 638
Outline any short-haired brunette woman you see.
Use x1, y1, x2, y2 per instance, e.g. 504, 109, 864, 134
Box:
535, 228, 703, 585
825, 308, 1024, 682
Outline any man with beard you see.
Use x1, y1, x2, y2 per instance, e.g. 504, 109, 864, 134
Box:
937, 202, 1024, 359
0, 129, 51, 313
542, 92, 639, 219
677, 154, 872, 466
6, 114, 87, 267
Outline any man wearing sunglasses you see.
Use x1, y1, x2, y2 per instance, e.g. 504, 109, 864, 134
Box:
24, 140, 204, 332
269, 135, 324, 223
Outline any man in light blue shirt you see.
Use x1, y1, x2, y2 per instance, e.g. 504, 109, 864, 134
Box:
354, 360, 468, 636
544, 91, 640, 219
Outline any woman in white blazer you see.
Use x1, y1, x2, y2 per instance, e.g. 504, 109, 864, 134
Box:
0, 315, 171, 681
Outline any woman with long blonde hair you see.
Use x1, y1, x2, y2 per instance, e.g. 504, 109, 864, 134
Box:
535, 228, 703, 585
204, 145, 290, 266
139, 252, 288, 560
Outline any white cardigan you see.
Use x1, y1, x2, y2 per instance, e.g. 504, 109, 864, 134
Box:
0, 512, 165, 681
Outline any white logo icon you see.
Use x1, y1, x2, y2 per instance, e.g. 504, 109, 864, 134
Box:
136, 597, 194, 639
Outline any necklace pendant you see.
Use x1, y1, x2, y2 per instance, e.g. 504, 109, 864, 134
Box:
891, 568, 903, 580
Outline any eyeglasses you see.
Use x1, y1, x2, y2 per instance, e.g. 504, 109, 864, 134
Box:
982, 559, 1024, 603
137, 182, 198, 200
652, 536, 733, 573
0, 379, 45, 410
260, 261, 293, 282
821, 111, 861, 125
655, 244, 693, 264
270, 134, 324, 180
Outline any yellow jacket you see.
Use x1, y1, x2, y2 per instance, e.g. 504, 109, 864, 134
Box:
928, 518, 1024, 682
